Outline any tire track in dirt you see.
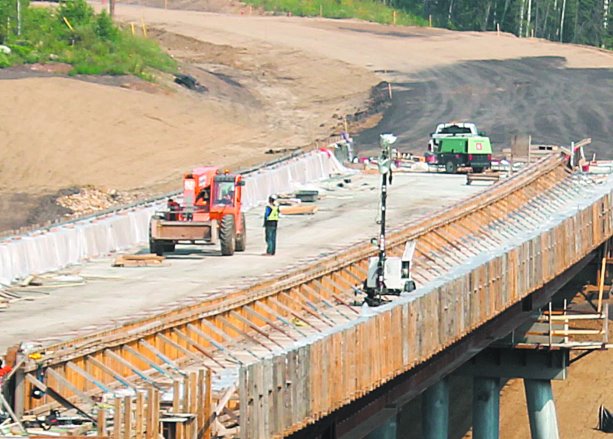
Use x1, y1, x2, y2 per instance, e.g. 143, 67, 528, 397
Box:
356, 56, 613, 157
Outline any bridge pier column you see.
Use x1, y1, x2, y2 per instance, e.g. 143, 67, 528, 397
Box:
422, 377, 449, 439
472, 376, 500, 439
524, 379, 560, 439
364, 415, 397, 439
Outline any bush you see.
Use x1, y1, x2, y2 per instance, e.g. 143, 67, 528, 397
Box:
0, 1, 176, 79
58, 0, 94, 28
0, 52, 10, 67
95, 11, 118, 41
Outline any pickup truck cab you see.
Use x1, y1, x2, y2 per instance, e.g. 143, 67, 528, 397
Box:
428, 122, 481, 151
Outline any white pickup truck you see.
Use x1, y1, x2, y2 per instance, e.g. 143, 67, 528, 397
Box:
428, 122, 481, 151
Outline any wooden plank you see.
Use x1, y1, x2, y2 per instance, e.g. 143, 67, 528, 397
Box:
46, 368, 96, 406
66, 361, 112, 393
170, 329, 226, 369
173, 380, 181, 413
204, 369, 213, 439
123, 396, 131, 439
0, 390, 27, 434
104, 349, 160, 388
197, 369, 205, 438
145, 388, 154, 439
152, 389, 160, 439
113, 397, 121, 439
97, 408, 107, 437
139, 339, 185, 376
123, 344, 176, 380
136, 392, 144, 439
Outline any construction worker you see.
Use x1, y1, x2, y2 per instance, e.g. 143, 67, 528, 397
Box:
263, 195, 280, 255
195, 187, 210, 211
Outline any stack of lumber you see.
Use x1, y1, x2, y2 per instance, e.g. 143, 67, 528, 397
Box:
279, 205, 318, 215
466, 172, 502, 185
276, 190, 320, 215
112, 254, 165, 267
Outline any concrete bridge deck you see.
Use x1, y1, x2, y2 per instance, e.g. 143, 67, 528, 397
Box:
3, 154, 612, 438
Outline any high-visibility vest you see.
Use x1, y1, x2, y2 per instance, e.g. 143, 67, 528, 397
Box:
267, 206, 280, 221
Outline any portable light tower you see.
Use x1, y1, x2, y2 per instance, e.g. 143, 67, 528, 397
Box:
367, 134, 395, 306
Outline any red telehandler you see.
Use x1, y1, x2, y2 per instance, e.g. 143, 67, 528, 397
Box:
149, 167, 246, 256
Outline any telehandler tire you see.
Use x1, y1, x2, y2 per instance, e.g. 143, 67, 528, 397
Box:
220, 215, 236, 256
150, 239, 164, 257
235, 213, 247, 252
445, 161, 457, 174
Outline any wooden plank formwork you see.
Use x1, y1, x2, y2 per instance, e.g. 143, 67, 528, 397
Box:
239, 172, 613, 438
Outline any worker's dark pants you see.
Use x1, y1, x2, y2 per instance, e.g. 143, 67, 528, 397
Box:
265, 224, 277, 255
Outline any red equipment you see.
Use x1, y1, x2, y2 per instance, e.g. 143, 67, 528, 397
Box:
149, 167, 246, 256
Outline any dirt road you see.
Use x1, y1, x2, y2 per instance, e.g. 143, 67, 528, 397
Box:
1, 6, 612, 231
110, 7, 613, 153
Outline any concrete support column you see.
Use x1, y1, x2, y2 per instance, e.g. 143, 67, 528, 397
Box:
422, 378, 449, 439
365, 415, 397, 439
473, 376, 500, 439
524, 379, 560, 439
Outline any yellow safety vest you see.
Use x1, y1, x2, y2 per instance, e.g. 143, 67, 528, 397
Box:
267, 206, 280, 221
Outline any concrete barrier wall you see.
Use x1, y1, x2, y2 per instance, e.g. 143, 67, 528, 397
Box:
0, 150, 346, 286
238, 180, 613, 438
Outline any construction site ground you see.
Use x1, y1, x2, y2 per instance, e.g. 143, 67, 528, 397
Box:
1, 3, 612, 232
1, 3, 612, 437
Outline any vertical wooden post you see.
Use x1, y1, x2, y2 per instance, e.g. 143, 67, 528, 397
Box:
429, 14, 432, 27
204, 369, 213, 439
173, 380, 181, 413
189, 372, 198, 439
182, 375, 190, 413
113, 398, 122, 439
152, 389, 160, 439
197, 369, 205, 438
146, 388, 154, 439
109, 0, 115, 19
319, 4, 322, 16
136, 392, 145, 439
392, 10, 397, 25
597, 240, 609, 312
123, 396, 132, 439
97, 408, 107, 437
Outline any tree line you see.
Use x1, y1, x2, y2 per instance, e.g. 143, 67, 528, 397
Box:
388, 0, 611, 48
2, 0, 611, 49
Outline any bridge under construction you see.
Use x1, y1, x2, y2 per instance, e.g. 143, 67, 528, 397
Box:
1, 150, 612, 439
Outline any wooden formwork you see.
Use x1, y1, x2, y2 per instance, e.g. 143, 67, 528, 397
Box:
238, 165, 613, 437
11, 154, 612, 438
